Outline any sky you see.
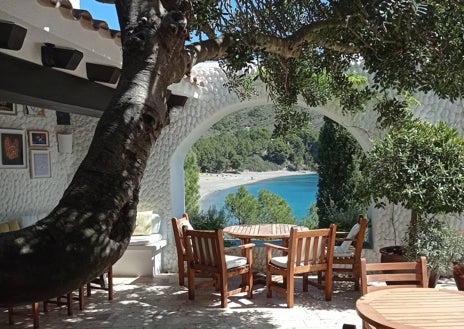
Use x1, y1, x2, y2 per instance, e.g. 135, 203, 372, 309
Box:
80, 0, 119, 30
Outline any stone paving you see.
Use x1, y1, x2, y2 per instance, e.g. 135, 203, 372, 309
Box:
1, 274, 458, 329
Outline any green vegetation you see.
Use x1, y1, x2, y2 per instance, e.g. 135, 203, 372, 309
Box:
315, 118, 369, 231
224, 186, 297, 225
364, 114, 464, 274
188, 207, 228, 231
191, 107, 321, 173
184, 150, 200, 216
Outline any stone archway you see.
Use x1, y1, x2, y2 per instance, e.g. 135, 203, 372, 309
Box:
138, 61, 464, 272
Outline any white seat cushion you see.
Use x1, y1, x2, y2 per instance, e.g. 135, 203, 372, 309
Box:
334, 223, 360, 254
225, 255, 247, 269
270, 256, 289, 268
130, 233, 164, 246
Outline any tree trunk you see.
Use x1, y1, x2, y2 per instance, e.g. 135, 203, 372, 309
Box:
0, 0, 189, 306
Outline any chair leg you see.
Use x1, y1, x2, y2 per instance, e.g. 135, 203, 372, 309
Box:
266, 272, 272, 298
8, 307, 14, 325
86, 266, 113, 300
107, 266, 113, 301
8, 302, 40, 328
78, 285, 85, 310
286, 275, 295, 308
178, 258, 185, 286
324, 269, 334, 301
32, 302, 39, 329
246, 270, 253, 299
187, 268, 195, 301
220, 277, 228, 308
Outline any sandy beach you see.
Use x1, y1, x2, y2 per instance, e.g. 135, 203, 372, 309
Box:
199, 170, 313, 200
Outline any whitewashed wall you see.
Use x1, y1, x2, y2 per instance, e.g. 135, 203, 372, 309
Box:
0, 106, 96, 222
1, 61, 464, 274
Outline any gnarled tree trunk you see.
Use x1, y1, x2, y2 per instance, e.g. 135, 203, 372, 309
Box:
0, 0, 191, 306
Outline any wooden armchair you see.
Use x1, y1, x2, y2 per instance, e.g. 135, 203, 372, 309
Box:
171, 213, 193, 286
265, 224, 337, 308
319, 215, 368, 291
360, 256, 428, 295
182, 227, 254, 308
359, 256, 428, 329
86, 266, 113, 301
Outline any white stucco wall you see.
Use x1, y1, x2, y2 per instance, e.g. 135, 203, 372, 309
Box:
1, 61, 464, 274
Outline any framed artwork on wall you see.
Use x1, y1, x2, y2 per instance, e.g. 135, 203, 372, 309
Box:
24, 105, 46, 117
0, 102, 17, 115
0, 128, 26, 168
30, 149, 51, 178
28, 130, 49, 147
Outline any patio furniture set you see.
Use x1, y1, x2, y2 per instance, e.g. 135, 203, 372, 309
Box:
172, 213, 464, 328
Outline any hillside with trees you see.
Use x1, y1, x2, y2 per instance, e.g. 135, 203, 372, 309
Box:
192, 106, 323, 173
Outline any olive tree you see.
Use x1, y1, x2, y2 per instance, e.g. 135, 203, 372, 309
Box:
363, 115, 464, 274
1, 0, 464, 305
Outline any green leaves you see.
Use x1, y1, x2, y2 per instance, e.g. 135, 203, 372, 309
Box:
364, 117, 464, 216
224, 186, 296, 225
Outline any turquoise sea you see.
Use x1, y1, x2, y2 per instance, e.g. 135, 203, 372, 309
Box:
199, 174, 319, 221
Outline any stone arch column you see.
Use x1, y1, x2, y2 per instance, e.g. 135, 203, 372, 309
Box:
139, 61, 464, 272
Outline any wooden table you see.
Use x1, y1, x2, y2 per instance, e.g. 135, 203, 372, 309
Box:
223, 223, 309, 245
356, 288, 464, 329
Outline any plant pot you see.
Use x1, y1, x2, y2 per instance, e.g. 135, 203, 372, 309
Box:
428, 269, 440, 288
379, 246, 419, 285
454, 273, 464, 291
380, 246, 440, 288
379, 246, 407, 263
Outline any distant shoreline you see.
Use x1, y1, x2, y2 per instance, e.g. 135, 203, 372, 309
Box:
199, 170, 315, 200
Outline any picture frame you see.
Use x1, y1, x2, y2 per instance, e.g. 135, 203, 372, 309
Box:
28, 130, 49, 147
24, 105, 46, 117
0, 102, 17, 115
30, 149, 51, 178
0, 128, 26, 168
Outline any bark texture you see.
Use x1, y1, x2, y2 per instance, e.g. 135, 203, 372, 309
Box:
0, 0, 191, 306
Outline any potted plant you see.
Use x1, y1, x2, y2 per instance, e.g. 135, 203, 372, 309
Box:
402, 218, 464, 286
453, 262, 464, 291
363, 112, 464, 286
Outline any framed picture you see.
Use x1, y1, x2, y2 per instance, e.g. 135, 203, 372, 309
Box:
24, 105, 45, 117
30, 149, 51, 178
0, 129, 26, 168
28, 130, 49, 147
0, 102, 17, 115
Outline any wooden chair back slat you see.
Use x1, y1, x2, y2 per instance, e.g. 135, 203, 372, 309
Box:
360, 256, 428, 296
266, 224, 337, 307
182, 227, 254, 307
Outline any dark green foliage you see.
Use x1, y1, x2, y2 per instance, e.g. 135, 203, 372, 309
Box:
364, 116, 464, 274
402, 217, 464, 275
192, 107, 321, 173
224, 186, 297, 225
316, 117, 369, 230
184, 150, 201, 216
364, 117, 464, 216
188, 207, 228, 230
300, 203, 319, 229
210, 1, 464, 132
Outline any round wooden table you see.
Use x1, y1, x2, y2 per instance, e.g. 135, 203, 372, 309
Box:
223, 223, 309, 244
356, 287, 464, 328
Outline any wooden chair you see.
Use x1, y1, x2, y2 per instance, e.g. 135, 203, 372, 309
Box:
360, 256, 428, 295
86, 266, 113, 301
265, 224, 337, 308
318, 215, 368, 291
182, 227, 254, 308
171, 213, 193, 286
43, 286, 85, 316
7, 303, 39, 329
359, 256, 428, 329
